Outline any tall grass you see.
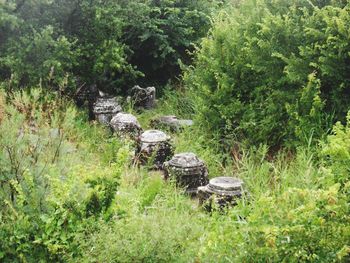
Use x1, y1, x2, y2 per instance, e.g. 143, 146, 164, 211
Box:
76, 92, 350, 262
1, 88, 348, 262
77, 139, 349, 262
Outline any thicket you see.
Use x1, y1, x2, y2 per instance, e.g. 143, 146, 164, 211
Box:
0, 89, 131, 261
0, 0, 223, 94
185, 0, 350, 148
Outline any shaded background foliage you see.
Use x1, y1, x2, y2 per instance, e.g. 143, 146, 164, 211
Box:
0, 0, 223, 95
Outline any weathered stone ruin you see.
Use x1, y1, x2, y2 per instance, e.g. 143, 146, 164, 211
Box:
131, 85, 156, 109
150, 115, 178, 131
163, 152, 209, 194
198, 177, 245, 210
110, 112, 142, 139
150, 115, 194, 132
177, 119, 194, 127
136, 130, 174, 169
92, 97, 122, 125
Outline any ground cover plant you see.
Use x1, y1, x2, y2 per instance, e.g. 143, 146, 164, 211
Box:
76, 119, 350, 262
1, 87, 349, 262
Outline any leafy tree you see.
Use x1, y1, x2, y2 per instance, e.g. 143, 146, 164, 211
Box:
1, 26, 77, 90
117, 0, 223, 89
185, 0, 350, 148
0, 0, 223, 95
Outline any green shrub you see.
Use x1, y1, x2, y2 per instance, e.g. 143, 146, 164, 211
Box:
77, 171, 203, 263
0, 88, 126, 261
78, 211, 201, 263
322, 111, 350, 186
188, 146, 349, 262
185, 0, 350, 148
1, 26, 78, 91
195, 184, 350, 262
116, 0, 223, 89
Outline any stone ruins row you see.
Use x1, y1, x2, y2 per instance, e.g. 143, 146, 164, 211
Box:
89, 86, 246, 210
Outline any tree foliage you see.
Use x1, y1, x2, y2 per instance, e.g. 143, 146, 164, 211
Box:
0, 0, 222, 94
185, 0, 350, 147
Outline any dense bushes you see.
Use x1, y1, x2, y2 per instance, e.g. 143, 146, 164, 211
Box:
0, 0, 222, 94
117, 0, 222, 89
322, 111, 350, 186
0, 89, 128, 261
185, 0, 350, 147
2, 26, 78, 90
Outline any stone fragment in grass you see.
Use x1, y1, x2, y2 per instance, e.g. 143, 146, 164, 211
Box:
198, 177, 245, 211
136, 130, 174, 169
150, 116, 194, 132
163, 152, 208, 194
93, 97, 122, 125
150, 115, 179, 131
110, 113, 142, 139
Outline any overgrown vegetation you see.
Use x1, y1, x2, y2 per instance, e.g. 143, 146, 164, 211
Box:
0, 89, 130, 261
1, 87, 349, 262
0, 0, 223, 94
185, 0, 350, 147
1, 0, 350, 262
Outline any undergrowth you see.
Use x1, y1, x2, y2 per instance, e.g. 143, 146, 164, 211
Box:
80, 91, 349, 262
1, 1, 349, 262
0, 88, 349, 262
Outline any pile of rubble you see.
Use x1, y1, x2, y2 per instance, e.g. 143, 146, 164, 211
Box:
163, 152, 208, 194
130, 85, 156, 109
150, 115, 193, 132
